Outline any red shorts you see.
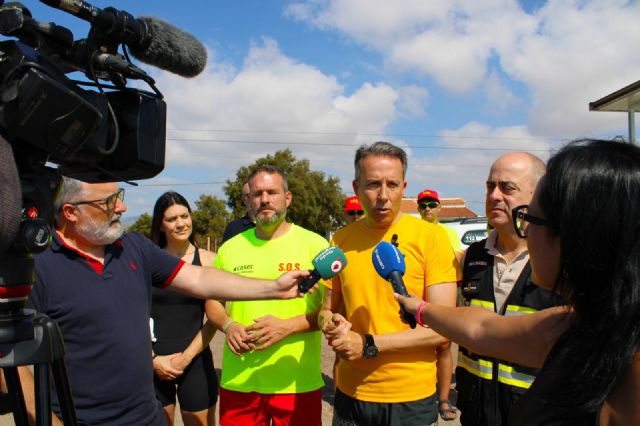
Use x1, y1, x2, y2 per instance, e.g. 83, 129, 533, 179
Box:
219, 388, 322, 426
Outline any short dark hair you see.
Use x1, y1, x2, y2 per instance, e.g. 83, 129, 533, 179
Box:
354, 141, 407, 181
248, 165, 289, 192
537, 139, 640, 417
150, 191, 195, 248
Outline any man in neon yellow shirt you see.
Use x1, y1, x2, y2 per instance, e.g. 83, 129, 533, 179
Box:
211, 165, 328, 426
320, 141, 459, 426
417, 188, 462, 255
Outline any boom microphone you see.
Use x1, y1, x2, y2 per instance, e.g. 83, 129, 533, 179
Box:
372, 241, 417, 328
39, 0, 207, 77
131, 16, 207, 78
0, 136, 21, 255
298, 246, 348, 294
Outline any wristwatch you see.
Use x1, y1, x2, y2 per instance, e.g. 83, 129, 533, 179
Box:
362, 334, 379, 359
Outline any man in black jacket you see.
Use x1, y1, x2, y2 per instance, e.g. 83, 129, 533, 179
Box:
222, 182, 255, 244
456, 152, 563, 426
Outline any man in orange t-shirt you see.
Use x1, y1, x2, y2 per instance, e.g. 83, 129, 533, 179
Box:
319, 141, 458, 426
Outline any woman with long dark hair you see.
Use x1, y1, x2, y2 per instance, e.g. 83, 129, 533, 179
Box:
394, 139, 640, 425
150, 191, 219, 426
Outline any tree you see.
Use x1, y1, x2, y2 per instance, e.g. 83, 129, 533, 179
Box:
191, 195, 230, 251
127, 213, 152, 238
224, 149, 345, 237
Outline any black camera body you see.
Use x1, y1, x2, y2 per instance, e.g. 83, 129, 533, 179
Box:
0, 38, 166, 182
0, 0, 171, 307
0, 3, 188, 422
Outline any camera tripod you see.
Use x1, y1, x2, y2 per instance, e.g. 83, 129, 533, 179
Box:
0, 254, 78, 426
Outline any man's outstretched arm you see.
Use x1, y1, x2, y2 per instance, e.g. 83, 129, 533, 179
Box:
170, 264, 311, 301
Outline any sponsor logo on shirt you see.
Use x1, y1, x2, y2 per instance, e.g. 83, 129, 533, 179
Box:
233, 264, 253, 273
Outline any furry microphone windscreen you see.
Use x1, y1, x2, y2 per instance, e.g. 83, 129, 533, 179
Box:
0, 136, 21, 254
130, 16, 208, 78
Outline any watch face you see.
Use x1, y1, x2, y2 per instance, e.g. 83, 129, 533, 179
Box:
364, 345, 379, 359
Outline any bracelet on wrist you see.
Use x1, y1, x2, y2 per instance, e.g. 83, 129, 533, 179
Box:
415, 301, 429, 328
222, 319, 237, 333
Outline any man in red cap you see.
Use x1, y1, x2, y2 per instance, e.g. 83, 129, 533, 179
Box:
417, 189, 461, 254
417, 188, 460, 421
343, 195, 365, 224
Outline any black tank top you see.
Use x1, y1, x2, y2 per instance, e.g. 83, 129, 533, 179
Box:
508, 330, 600, 426
151, 248, 206, 349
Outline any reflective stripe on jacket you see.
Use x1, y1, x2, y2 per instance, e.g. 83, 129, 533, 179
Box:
456, 239, 564, 426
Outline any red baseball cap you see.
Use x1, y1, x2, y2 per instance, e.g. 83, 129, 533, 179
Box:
417, 189, 440, 202
344, 196, 363, 212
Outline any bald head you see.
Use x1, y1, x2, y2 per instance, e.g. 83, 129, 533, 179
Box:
485, 151, 546, 232
489, 152, 546, 188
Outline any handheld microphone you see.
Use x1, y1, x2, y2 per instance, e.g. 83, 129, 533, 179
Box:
372, 241, 417, 328
298, 246, 348, 294
39, 0, 207, 77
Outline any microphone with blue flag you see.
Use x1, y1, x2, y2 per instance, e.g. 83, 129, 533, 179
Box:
298, 246, 348, 293
372, 241, 417, 328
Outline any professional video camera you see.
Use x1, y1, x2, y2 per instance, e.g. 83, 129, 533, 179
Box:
0, 1, 207, 424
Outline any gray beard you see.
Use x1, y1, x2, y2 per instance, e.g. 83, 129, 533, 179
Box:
76, 213, 124, 245
256, 210, 286, 227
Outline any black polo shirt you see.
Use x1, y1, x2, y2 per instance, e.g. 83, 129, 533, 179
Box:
221, 214, 255, 244
30, 232, 184, 425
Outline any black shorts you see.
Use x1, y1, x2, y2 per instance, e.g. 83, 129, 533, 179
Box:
332, 388, 437, 426
154, 346, 219, 412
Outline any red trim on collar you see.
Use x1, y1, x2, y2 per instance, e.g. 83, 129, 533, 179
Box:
55, 230, 107, 275
160, 260, 186, 289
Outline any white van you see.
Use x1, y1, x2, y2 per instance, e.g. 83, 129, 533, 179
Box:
444, 217, 490, 248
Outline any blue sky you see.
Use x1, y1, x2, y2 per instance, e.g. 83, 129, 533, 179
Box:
25, 0, 640, 217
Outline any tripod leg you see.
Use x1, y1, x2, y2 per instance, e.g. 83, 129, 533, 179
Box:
0, 314, 78, 425
50, 358, 77, 425
34, 363, 52, 426
3, 366, 29, 426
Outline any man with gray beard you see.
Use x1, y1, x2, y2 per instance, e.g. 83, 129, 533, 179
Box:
17, 177, 310, 426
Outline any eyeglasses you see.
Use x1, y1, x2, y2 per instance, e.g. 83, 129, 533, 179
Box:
71, 188, 125, 211
347, 210, 365, 217
418, 201, 440, 210
512, 204, 547, 238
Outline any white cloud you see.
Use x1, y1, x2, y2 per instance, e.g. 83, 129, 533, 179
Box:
148, 37, 404, 198
122, 1, 640, 216
285, 0, 449, 48
397, 85, 429, 118
501, 0, 640, 135
388, 30, 490, 93
286, 0, 640, 136
483, 70, 522, 115
405, 122, 554, 214
286, 0, 532, 93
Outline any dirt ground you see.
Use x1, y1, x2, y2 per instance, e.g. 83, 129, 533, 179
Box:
0, 333, 460, 425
